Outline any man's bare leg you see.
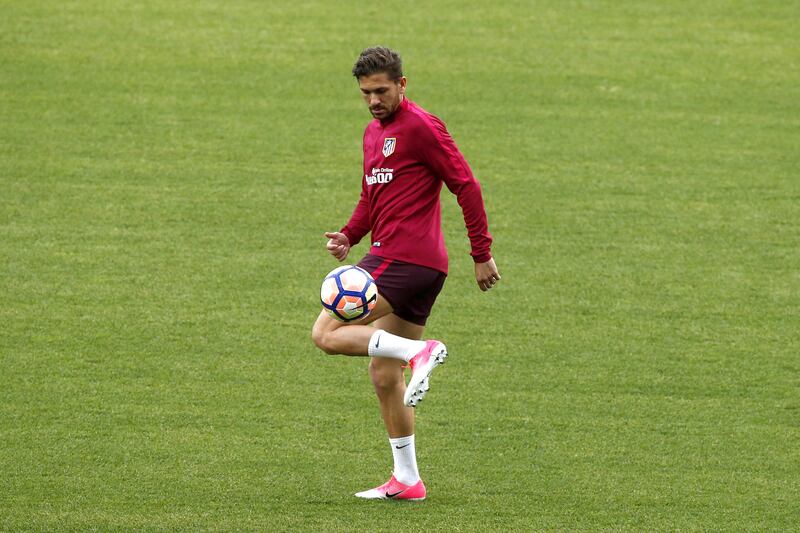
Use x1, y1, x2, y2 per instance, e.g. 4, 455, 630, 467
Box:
310, 295, 394, 355
311, 295, 421, 437
368, 314, 423, 438
311, 294, 441, 494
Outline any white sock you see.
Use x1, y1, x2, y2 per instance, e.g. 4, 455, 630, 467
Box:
389, 435, 420, 485
368, 329, 426, 362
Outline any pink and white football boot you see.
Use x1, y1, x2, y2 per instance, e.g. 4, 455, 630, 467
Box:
403, 340, 448, 407
354, 475, 427, 501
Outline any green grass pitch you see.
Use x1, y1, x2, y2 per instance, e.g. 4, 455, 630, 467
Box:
2, 0, 798, 530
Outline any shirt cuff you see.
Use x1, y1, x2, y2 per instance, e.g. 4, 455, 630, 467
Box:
471, 252, 492, 264
340, 227, 357, 246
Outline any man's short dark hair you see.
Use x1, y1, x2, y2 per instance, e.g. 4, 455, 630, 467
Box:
352, 47, 403, 80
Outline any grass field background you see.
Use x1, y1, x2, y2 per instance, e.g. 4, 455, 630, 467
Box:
2, 0, 798, 530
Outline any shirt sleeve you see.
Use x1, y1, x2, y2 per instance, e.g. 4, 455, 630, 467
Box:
340, 177, 370, 247
418, 115, 493, 263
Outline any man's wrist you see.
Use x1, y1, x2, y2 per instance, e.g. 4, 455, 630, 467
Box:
472, 252, 492, 264
340, 228, 353, 245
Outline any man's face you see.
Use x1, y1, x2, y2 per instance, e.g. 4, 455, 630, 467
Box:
358, 72, 407, 120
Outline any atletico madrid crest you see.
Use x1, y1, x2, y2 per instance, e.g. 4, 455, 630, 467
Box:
382, 137, 396, 157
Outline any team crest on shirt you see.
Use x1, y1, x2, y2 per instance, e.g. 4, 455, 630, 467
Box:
382, 137, 396, 157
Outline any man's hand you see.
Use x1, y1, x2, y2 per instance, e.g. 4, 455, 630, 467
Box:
475, 258, 501, 291
324, 232, 351, 262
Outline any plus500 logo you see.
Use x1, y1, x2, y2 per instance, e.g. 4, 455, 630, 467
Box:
365, 168, 394, 185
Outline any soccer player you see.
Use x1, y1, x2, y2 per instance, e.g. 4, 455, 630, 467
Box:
311, 46, 500, 501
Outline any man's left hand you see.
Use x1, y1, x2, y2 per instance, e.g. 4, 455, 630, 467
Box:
475, 258, 501, 291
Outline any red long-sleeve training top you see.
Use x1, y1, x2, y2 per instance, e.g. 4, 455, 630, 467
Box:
340, 97, 492, 275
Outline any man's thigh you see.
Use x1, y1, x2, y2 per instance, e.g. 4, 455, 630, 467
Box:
313, 292, 395, 337
373, 313, 425, 341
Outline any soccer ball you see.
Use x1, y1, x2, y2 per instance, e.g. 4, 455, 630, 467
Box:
320, 265, 378, 322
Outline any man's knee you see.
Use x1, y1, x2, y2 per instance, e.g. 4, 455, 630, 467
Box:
369, 358, 404, 392
311, 320, 338, 355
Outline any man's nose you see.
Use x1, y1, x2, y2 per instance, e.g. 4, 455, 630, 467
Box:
369, 94, 380, 106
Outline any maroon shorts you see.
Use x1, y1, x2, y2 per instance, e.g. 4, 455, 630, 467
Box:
357, 254, 446, 326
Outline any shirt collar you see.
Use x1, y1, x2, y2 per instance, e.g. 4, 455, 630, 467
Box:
380, 97, 409, 126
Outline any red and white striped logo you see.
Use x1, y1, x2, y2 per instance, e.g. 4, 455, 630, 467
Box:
382, 137, 396, 157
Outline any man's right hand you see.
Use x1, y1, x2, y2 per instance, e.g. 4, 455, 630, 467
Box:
324, 232, 351, 262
